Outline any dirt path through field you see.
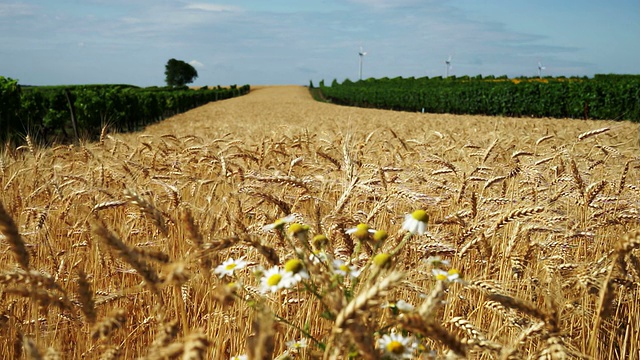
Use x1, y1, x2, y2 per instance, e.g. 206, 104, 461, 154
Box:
123, 85, 637, 152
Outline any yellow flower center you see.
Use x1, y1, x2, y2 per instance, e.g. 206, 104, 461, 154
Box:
373, 253, 392, 268
435, 273, 448, 281
267, 273, 282, 286
373, 230, 388, 242
312, 234, 329, 249
339, 265, 350, 273
386, 340, 405, 354
284, 259, 304, 274
273, 218, 287, 229
448, 268, 459, 276
411, 210, 429, 222
353, 223, 370, 239
225, 263, 237, 270
288, 223, 306, 235
226, 282, 238, 290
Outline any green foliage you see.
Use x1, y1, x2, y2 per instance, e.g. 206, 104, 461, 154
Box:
0, 76, 21, 144
0, 79, 251, 147
318, 75, 640, 121
164, 58, 198, 87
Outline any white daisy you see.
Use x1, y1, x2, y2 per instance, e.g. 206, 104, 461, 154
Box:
377, 332, 418, 359
263, 214, 296, 232
332, 259, 361, 278
283, 258, 310, 286
395, 300, 415, 312
346, 223, 377, 240
382, 300, 415, 313
213, 257, 247, 278
260, 266, 294, 293
432, 268, 461, 282
286, 337, 308, 351
401, 210, 429, 235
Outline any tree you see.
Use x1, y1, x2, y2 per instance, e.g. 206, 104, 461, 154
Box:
164, 58, 198, 87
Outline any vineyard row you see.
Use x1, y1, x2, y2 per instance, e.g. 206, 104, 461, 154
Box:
0, 77, 250, 146
317, 74, 640, 121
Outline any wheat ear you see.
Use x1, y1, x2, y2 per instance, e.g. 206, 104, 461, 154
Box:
123, 189, 168, 235
247, 310, 275, 360
182, 332, 210, 360
577, 127, 610, 141
335, 271, 404, 330
0, 201, 30, 270
399, 314, 467, 358
98, 346, 122, 360
91, 221, 161, 295
91, 308, 126, 340
23, 335, 42, 360
77, 270, 96, 324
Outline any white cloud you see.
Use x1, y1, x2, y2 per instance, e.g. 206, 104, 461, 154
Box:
183, 3, 242, 12
189, 60, 204, 68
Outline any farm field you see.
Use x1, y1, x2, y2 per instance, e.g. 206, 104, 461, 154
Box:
1, 85, 640, 359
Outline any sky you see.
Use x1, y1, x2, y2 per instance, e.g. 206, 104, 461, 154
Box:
0, 0, 638, 86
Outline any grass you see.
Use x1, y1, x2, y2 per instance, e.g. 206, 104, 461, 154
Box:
0, 85, 639, 359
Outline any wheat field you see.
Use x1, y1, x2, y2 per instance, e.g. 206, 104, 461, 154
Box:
1, 85, 639, 359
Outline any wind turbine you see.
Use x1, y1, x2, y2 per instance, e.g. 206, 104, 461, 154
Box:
358, 47, 367, 80
445, 55, 453, 78
537, 61, 546, 78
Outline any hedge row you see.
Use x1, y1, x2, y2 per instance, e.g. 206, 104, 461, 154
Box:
0, 77, 250, 146
317, 75, 640, 121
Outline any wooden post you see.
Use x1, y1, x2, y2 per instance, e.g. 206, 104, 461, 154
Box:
64, 89, 80, 145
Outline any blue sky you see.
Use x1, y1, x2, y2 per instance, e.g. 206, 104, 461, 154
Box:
0, 0, 638, 86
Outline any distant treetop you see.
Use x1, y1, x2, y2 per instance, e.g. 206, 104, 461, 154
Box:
164, 58, 198, 87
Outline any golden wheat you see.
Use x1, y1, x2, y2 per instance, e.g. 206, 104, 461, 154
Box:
1, 86, 639, 359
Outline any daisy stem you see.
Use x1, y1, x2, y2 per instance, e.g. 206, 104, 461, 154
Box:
309, 251, 332, 272
300, 280, 334, 319
273, 313, 323, 347
276, 228, 287, 247
349, 233, 392, 292
289, 232, 317, 266
363, 265, 383, 288
293, 232, 312, 253
352, 240, 362, 260
390, 232, 413, 256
